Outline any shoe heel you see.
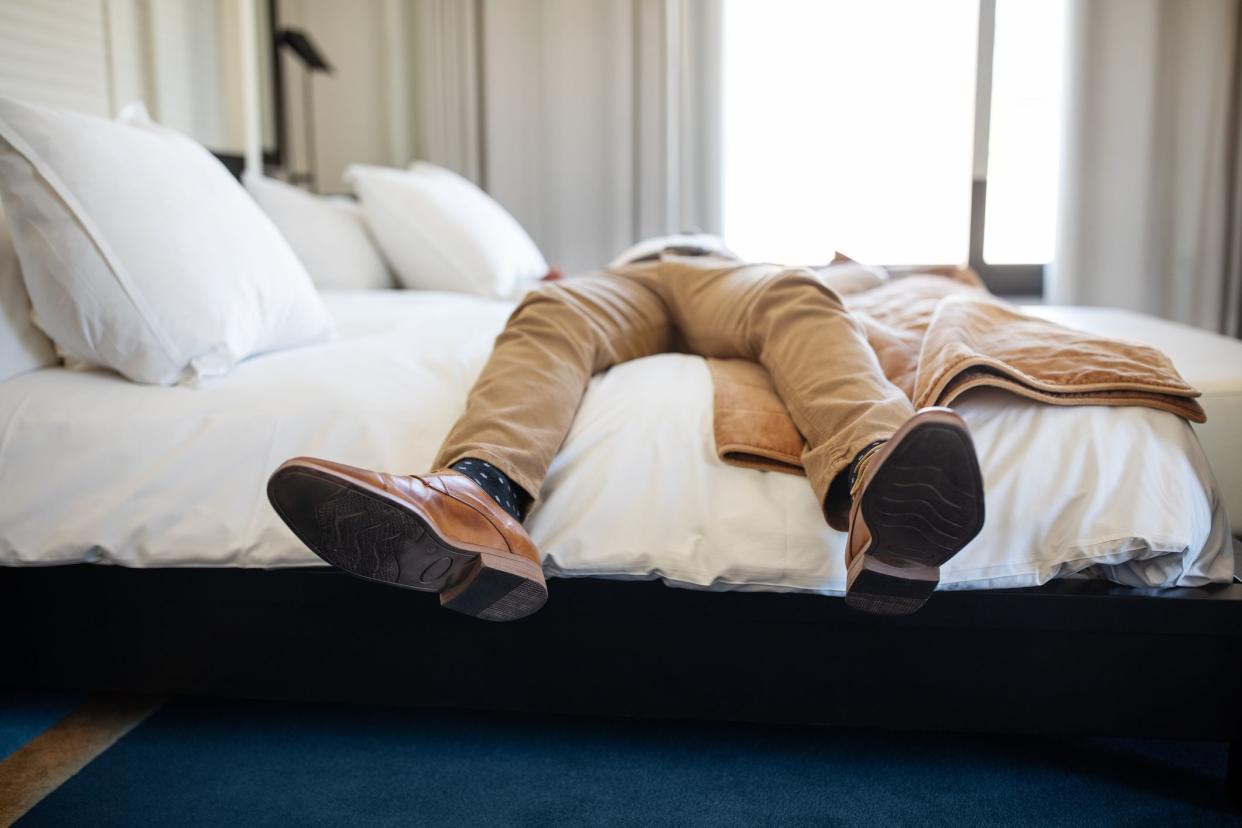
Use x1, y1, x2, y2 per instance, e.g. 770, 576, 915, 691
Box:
440, 551, 547, 622
845, 553, 938, 616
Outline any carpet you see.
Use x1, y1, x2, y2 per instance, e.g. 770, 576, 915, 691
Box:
6, 697, 1240, 826
0, 694, 82, 763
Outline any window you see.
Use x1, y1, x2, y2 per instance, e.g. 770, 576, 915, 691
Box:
982, 0, 1067, 265
721, 0, 1065, 292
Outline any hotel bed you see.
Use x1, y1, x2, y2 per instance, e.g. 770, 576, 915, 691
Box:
5, 293, 1242, 803
4, 288, 1242, 791
0, 289, 1235, 589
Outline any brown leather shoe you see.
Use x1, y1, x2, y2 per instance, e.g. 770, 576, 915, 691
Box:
267, 457, 547, 621
845, 407, 985, 616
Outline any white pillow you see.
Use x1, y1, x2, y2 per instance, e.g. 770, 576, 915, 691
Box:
244, 172, 393, 291
0, 203, 56, 382
0, 98, 332, 385
346, 162, 549, 298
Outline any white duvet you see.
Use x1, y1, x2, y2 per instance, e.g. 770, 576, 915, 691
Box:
0, 290, 1232, 593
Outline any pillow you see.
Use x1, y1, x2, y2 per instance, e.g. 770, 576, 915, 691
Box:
244, 172, 394, 291
0, 98, 332, 385
0, 203, 56, 382
346, 162, 550, 298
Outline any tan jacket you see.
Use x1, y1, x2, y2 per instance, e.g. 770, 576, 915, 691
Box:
710, 267, 1205, 476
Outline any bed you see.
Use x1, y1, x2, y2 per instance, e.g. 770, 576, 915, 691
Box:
4, 288, 1242, 810
0, 290, 1234, 588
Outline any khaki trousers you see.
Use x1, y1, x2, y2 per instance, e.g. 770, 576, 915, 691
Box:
433, 255, 916, 525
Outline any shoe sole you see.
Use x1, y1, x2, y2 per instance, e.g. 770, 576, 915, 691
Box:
267, 464, 547, 622
846, 412, 985, 616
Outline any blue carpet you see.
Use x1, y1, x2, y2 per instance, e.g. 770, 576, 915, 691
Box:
0, 692, 83, 761
18, 699, 1242, 827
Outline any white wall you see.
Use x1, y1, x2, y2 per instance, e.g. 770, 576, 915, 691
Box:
0, 0, 112, 116
0, 0, 270, 155
148, 0, 232, 148
0, 0, 406, 187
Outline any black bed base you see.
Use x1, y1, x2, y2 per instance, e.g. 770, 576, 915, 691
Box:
5, 565, 1242, 796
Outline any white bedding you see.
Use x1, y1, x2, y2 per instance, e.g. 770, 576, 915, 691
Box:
0, 290, 1232, 594
1027, 305, 1242, 525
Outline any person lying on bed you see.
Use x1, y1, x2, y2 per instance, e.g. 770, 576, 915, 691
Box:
267, 239, 990, 620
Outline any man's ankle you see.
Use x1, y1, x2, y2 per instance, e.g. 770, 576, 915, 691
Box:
823, 440, 889, 532
450, 458, 530, 522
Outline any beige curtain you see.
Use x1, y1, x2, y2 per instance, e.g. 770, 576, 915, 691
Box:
1050, 0, 1241, 336
410, 0, 722, 275
409, 0, 483, 184
1226, 4, 1242, 337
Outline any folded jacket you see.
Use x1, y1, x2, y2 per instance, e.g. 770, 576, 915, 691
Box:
710, 267, 1205, 477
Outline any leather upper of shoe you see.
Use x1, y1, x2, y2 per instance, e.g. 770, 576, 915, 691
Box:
287, 457, 540, 566
845, 446, 887, 567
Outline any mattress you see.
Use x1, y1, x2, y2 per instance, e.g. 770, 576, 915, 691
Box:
0, 290, 1232, 595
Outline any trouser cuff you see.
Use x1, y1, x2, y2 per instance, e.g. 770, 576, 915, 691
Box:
804, 431, 897, 532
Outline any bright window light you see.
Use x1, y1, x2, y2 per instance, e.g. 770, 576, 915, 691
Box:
983, 0, 1067, 264
721, 0, 979, 265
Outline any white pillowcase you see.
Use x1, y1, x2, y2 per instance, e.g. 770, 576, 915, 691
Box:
244, 173, 393, 291
347, 162, 549, 298
0, 204, 56, 382
0, 98, 332, 385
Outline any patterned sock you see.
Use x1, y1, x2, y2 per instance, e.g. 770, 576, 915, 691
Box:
450, 458, 530, 522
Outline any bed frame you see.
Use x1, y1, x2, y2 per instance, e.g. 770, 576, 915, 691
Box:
4, 554, 1242, 802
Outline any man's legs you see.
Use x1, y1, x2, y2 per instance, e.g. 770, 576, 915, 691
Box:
433, 270, 675, 507
656, 256, 984, 614
267, 271, 674, 621
655, 256, 914, 518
